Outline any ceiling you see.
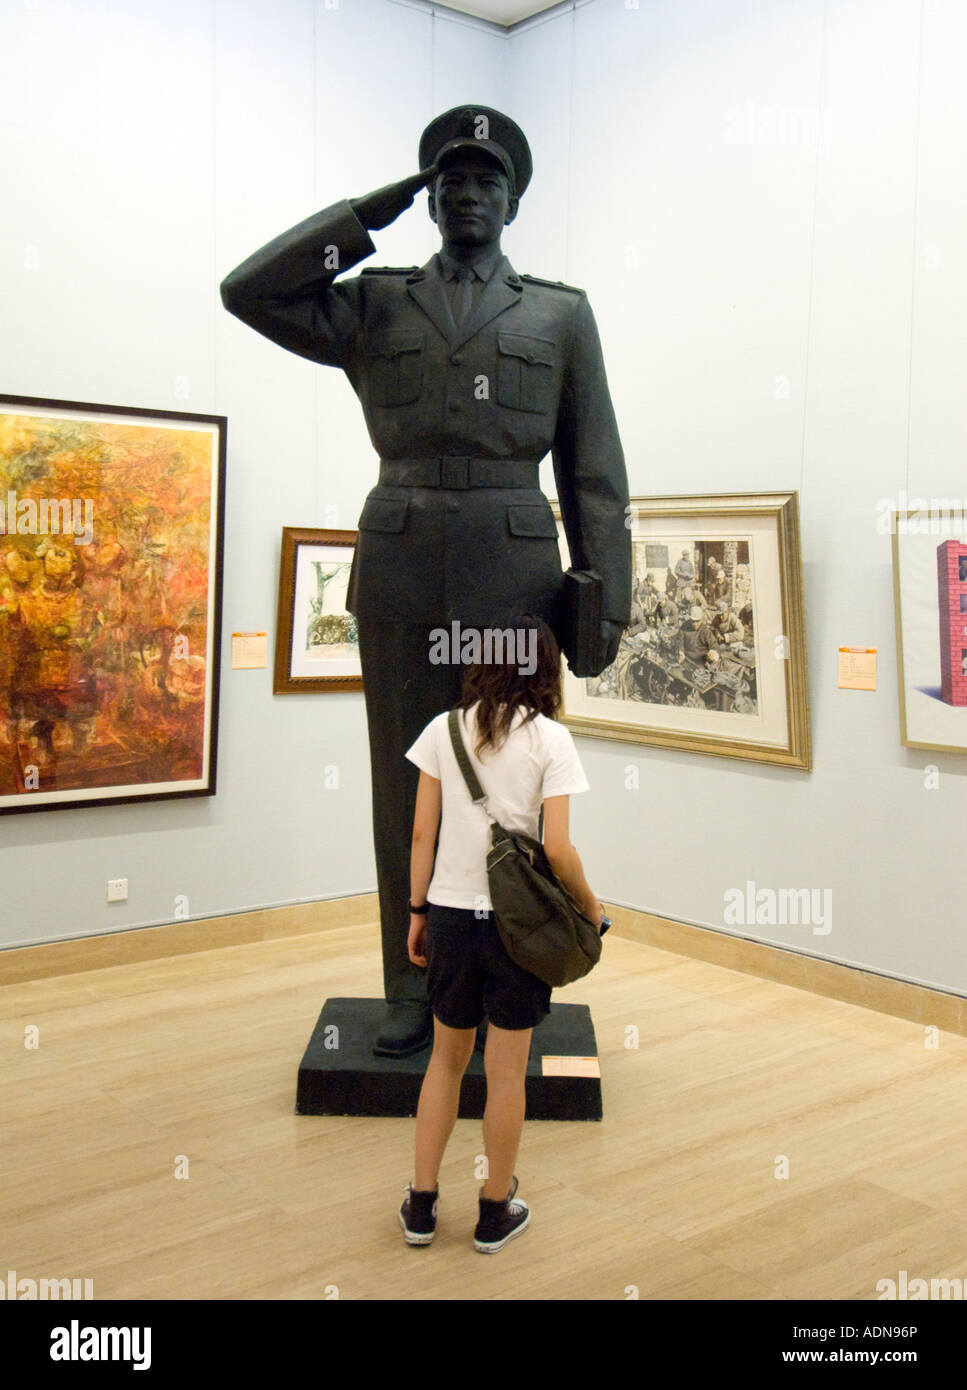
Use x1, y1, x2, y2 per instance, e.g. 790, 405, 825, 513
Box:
438, 0, 564, 28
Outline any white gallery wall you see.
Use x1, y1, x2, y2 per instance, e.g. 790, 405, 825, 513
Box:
2, 0, 966, 997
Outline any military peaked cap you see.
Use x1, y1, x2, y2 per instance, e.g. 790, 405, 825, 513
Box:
419, 104, 533, 197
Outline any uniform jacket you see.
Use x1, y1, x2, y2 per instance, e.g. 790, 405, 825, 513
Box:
221, 199, 631, 629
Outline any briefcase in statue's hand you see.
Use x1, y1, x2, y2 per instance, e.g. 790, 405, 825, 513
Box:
561, 569, 603, 677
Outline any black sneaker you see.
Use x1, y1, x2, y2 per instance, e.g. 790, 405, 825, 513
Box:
398, 1184, 438, 1245
473, 1176, 530, 1253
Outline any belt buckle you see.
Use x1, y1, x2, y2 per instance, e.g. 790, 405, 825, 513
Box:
440, 456, 470, 489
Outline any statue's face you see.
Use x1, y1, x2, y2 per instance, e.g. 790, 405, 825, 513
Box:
429, 154, 518, 247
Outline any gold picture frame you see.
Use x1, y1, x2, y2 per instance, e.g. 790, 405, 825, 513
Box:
551, 491, 811, 769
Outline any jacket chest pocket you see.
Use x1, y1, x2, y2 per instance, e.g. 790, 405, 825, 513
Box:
496, 332, 556, 414
367, 332, 424, 406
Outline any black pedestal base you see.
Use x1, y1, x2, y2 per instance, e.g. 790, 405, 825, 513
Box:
296, 998, 602, 1120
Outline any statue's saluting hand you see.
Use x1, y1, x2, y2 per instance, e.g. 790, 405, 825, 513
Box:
350, 165, 439, 232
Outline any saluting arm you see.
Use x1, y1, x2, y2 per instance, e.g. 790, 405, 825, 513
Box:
219, 165, 437, 368
219, 200, 376, 366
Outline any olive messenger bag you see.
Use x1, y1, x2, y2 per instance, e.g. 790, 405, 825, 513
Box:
446, 708, 603, 988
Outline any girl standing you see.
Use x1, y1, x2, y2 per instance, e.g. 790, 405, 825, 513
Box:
399, 615, 607, 1252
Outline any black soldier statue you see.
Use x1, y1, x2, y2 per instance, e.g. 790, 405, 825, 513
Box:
221, 105, 631, 1057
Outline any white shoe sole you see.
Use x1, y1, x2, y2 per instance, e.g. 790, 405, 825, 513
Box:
399, 1209, 436, 1245
474, 1206, 531, 1253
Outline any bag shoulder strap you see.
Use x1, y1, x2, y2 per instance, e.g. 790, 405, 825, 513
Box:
447, 708, 492, 816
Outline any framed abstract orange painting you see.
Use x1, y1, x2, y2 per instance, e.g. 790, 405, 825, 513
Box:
0, 394, 226, 814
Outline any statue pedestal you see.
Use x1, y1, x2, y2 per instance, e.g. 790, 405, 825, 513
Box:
295, 998, 602, 1120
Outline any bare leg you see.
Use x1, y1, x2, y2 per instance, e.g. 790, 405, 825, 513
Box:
482, 1023, 532, 1200
413, 1017, 476, 1191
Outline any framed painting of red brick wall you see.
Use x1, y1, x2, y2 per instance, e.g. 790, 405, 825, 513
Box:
893, 511, 967, 752
0, 394, 226, 814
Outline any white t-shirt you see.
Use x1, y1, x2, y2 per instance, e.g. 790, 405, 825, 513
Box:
405, 701, 590, 911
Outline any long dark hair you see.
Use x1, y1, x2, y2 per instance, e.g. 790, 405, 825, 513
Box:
457, 612, 562, 756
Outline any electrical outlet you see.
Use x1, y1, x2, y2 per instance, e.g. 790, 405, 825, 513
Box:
107, 879, 128, 903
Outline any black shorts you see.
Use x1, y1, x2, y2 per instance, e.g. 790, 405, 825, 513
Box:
425, 904, 552, 1031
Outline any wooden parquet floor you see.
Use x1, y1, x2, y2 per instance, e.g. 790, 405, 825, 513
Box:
2, 921, 966, 1301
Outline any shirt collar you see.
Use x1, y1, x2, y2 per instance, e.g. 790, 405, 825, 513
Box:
437, 245, 504, 283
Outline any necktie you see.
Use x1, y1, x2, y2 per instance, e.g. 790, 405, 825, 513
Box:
452, 265, 474, 327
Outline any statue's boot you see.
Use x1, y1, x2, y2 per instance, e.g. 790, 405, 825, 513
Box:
373, 1001, 433, 1058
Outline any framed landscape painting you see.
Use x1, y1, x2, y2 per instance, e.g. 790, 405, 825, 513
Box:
274, 527, 362, 693
551, 491, 811, 769
0, 394, 226, 814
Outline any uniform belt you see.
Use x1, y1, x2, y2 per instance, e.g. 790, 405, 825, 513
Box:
378, 457, 541, 490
